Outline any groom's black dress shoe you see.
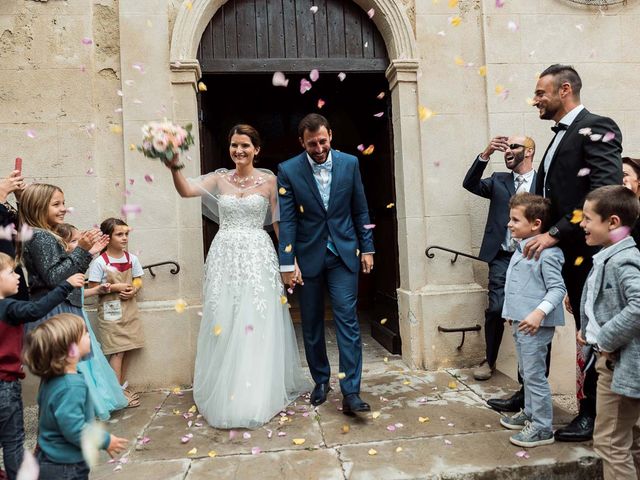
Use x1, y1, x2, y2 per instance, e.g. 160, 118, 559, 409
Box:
310, 383, 331, 406
554, 413, 595, 442
342, 394, 371, 415
487, 389, 524, 413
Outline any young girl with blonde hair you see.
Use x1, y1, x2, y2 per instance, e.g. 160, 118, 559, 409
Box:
19, 183, 128, 418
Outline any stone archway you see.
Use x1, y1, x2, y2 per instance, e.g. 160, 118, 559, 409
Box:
168, 0, 428, 367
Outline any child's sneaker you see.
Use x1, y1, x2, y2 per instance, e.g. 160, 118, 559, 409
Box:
509, 421, 554, 447
500, 409, 531, 430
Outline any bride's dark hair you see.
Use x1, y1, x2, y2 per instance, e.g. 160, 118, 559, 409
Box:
228, 124, 262, 165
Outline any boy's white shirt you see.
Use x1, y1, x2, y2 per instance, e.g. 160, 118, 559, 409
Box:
88, 252, 144, 283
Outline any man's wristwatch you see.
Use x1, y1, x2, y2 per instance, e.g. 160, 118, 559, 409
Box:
548, 226, 560, 239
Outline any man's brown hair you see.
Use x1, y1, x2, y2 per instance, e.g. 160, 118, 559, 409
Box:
509, 192, 552, 231
585, 185, 640, 228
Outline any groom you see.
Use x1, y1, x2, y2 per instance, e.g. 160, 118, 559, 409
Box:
278, 114, 375, 415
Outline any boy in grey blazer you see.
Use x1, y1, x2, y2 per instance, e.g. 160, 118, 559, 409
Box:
500, 193, 566, 447
577, 185, 640, 480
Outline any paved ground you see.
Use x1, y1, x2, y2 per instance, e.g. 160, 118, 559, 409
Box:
13, 327, 600, 479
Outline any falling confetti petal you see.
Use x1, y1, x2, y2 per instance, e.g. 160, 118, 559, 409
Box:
454, 56, 465, 66
284, 244, 292, 253
184, 1, 193, 10
602, 131, 616, 143
116, 89, 123, 97
419, 106, 435, 121
570, 209, 583, 224
495, 0, 505, 6
317, 99, 325, 109
132, 278, 143, 289
292, 438, 306, 445
436, 30, 446, 36
368, 448, 377, 456
478, 65, 487, 77
337, 372, 346, 379
81, 423, 106, 468
81, 37, 93, 45
280, 296, 288, 304
610, 226, 631, 243
357, 144, 365, 152
245, 325, 254, 334
383, 357, 388, 363
449, 16, 462, 27
575, 24, 584, 32
362, 145, 375, 155
287, 287, 294, 294
526, 98, 535, 106
26, 130, 36, 138
300, 78, 312, 94
175, 299, 187, 313
279, 187, 287, 195
516, 450, 530, 459
310, 5, 318, 13
367, 8, 375, 18
356, 248, 360, 256
299, 205, 305, 213
373, 112, 384, 118
578, 128, 592, 136
574, 256, 584, 266
338, 72, 346, 81
110, 124, 123, 134
132, 63, 145, 73
386, 203, 395, 209
590, 134, 602, 141
363, 224, 376, 229
198, 81, 207, 92
507, 20, 518, 32
213, 325, 222, 336
377, 92, 385, 99
144, 174, 154, 183
380, 318, 388, 325
128, 143, 136, 150
86, 168, 95, 175
310, 69, 320, 82
342, 424, 350, 434
121, 204, 141, 217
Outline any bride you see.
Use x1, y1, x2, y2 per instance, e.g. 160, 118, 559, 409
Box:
167, 124, 309, 428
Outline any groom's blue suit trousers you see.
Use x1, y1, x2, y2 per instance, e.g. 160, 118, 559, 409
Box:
298, 249, 362, 395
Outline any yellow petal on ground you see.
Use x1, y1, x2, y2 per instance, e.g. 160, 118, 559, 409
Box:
299, 205, 304, 213
109, 124, 123, 134
284, 244, 292, 253
419, 416, 430, 423
175, 299, 187, 314
570, 209, 583, 224
386, 203, 395, 209
478, 65, 487, 77
395, 446, 403, 453
208, 450, 217, 457
292, 438, 306, 445
403, 380, 411, 385
450, 16, 462, 27
198, 81, 207, 92
448, 380, 458, 389
380, 318, 388, 325
372, 411, 381, 419
338, 372, 346, 379
574, 256, 584, 266
280, 295, 288, 304
383, 357, 388, 363
188, 405, 197, 414
454, 56, 464, 66
368, 448, 377, 456
172, 409, 181, 415
187, 447, 197, 455
342, 424, 350, 434
132, 278, 143, 289
172, 387, 181, 394
213, 325, 222, 336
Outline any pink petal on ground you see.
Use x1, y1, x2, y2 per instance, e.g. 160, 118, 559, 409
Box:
310, 69, 320, 82
266, 429, 273, 439
577, 168, 591, 177
194, 422, 203, 427
363, 224, 376, 229
373, 112, 384, 118
81, 37, 93, 45
144, 174, 154, 183
610, 226, 631, 243
338, 72, 346, 82
26, 130, 36, 138
367, 8, 375, 18
300, 78, 312, 94
602, 131, 616, 143
444, 439, 452, 445
516, 450, 530, 459
243, 432, 252, 439
272, 71, 289, 87
180, 434, 193, 443
386, 425, 396, 432
278, 432, 287, 437
251, 447, 261, 455
229, 430, 237, 440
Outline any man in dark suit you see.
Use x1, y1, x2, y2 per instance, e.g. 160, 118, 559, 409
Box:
278, 114, 375, 415
463, 135, 536, 386
523, 64, 623, 441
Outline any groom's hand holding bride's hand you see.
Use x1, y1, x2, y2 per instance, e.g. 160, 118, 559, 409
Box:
282, 260, 304, 290
361, 253, 374, 274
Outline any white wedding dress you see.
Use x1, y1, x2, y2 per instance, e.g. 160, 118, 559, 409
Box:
192, 171, 310, 429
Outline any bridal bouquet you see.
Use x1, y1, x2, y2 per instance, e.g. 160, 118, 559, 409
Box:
138, 120, 194, 170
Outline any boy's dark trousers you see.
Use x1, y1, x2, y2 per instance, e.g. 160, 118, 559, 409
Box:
0, 380, 24, 480
36, 451, 89, 480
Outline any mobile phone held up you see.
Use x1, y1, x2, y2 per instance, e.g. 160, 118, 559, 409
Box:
14, 157, 22, 174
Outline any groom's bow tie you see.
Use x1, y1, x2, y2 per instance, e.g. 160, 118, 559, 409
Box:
312, 158, 332, 173
551, 123, 568, 134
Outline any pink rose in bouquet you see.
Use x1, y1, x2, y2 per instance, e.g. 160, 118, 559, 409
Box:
138, 120, 194, 170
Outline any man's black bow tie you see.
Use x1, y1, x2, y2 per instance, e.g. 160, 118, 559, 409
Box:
551, 123, 568, 133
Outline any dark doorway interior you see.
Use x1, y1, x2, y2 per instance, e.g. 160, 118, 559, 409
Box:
198, 72, 401, 354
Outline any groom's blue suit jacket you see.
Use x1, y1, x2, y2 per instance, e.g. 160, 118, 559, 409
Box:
277, 150, 374, 277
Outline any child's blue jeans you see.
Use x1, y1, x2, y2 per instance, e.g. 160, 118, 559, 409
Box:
0, 380, 24, 480
36, 451, 89, 480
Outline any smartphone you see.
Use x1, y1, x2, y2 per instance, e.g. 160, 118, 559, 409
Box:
14, 157, 22, 174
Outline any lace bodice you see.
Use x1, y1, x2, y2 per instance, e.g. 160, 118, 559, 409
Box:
218, 194, 269, 230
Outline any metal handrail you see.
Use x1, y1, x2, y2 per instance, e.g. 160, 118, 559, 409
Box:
438, 325, 482, 350
142, 261, 180, 278
425, 245, 483, 264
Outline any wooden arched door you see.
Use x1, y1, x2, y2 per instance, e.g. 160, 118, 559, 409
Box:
196, 0, 401, 354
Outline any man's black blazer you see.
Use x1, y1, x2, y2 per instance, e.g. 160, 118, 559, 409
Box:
536, 108, 623, 246
463, 157, 536, 263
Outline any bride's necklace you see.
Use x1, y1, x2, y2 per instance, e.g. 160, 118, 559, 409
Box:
231, 170, 255, 188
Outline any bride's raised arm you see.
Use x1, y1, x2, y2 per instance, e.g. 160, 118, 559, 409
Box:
167, 155, 218, 198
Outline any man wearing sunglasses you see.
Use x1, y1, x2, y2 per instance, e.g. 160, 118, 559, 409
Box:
463, 135, 536, 388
